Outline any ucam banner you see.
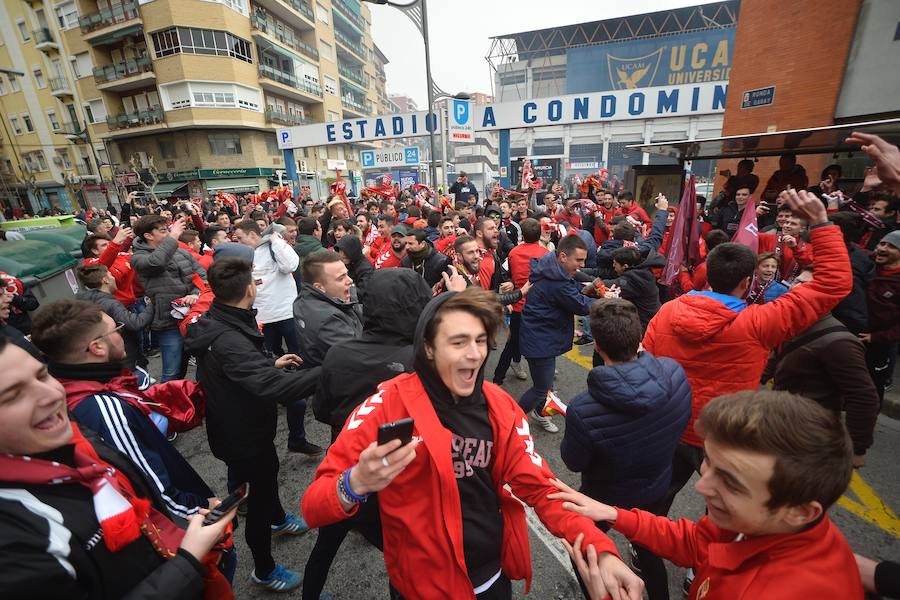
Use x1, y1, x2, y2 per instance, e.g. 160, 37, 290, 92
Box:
277, 82, 727, 149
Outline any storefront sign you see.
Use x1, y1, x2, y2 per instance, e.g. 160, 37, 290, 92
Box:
741, 86, 775, 109
158, 169, 199, 183
197, 168, 274, 179
567, 161, 600, 170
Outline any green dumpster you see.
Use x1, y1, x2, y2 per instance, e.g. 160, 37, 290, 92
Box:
0, 239, 79, 308
20, 225, 88, 258
0, 215, 79, 231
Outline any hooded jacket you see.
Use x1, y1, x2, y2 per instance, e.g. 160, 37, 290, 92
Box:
314, 269, 432, 439
831, 243, 873, 334
603, 252, 666, 331
561, 352, 691, 508
595, 209, 668, 275
76, 287, 154, 366
83, 238, 138, 306
400, 240, 451, 288
183, 300, 320, 461
643, 224, 852, 448
336, 234, 374, 303
520, 251, 596, 359
293, 282, 363, 366
130, 236, 206, 330
293, 233, 324, 260
251, 225, 300, 324
302, 292, 618, 600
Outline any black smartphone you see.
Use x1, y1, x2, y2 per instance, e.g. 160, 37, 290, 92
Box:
377, 418, 414, 447
203, 482, 249, 526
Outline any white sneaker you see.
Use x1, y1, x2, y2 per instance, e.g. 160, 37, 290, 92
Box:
511, 361, 528, 380
531, 411, 559, 433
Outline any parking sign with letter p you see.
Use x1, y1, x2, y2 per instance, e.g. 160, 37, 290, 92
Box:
447, 99, 474, 143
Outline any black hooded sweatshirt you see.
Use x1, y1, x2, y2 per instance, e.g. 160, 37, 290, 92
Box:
336, 235, 374, 303
314, 269, 432, 440
411, 293, 504, 589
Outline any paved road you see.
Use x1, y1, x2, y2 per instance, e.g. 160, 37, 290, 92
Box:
168, 332, 900, 599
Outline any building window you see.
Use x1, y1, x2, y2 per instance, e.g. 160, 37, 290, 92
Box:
193, 90, 236, 107
158, 139, 177, 158
152, 27, 253, 63
47, 110, 60, 130
55, 149, 72, 169
320, 40, 333, 61
33, 68, 46, 89
24, 151, 48, 172
22, 114, 34, 133
10, 117, 21, 135
17, 21, 31, 42
55, 1, 79, 29
323, 75, 336, 95
83, 105, 95, 124
200, 0, 248, 16
9, 75, 20, 92
265, 135, 279, 155
208, 133, 242, 155
71, 53, 92, 78
316, 2, 328, 23
0, 77, 6, 96
327, 110, 340, 122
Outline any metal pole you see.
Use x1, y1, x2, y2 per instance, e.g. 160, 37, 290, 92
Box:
420, 0, 438, 188
439, 101, 448, 193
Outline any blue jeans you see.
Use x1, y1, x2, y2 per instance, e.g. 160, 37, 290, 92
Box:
261, 318, 301, 356
518, 356, 556, 414
156, 327, 184, 383
287, 397, 308, 447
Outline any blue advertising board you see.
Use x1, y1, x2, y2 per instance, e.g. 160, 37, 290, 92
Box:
566, 28, 735, 94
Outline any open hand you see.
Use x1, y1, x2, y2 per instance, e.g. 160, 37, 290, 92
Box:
781, 188, 827, 226
846, 132, 900, 193
442, 265, 467, 293
113, 227, 133, 244
547, 478, 617, 522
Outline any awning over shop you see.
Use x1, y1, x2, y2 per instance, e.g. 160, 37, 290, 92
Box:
152, 182, 188, 196
205, 177, 260, 192
627, 118, 900, 161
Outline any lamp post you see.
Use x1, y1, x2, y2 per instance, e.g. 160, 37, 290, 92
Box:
362, 0, 443, 187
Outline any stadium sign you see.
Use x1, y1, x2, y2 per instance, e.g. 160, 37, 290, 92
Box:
277, 82, 727, 149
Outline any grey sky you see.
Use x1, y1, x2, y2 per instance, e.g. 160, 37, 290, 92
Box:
369, 0, 714, 109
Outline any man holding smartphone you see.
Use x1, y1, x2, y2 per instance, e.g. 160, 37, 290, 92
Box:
303, 288, 643, 600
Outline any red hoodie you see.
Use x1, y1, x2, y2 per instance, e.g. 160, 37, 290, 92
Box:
613, 508, 863, 599
84, 239, 137, 306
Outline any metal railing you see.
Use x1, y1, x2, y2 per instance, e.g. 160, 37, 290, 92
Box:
265, 107, 312, 126
93, 56, 153, 83
105, 107, 164, 130
334, 28, 366, 59
79, 0, 140, 33
258, 64, 323, 96
49, 77, 72, 93
251, 14, 319, 61
332, 0, 365, 31
340, 95, 370, 113
338, 64, 369, 88
33, 27, 55, 45
61, 121, 83, 136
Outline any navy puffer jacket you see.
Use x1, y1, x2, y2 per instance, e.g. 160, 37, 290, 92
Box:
561, 351, 691, 508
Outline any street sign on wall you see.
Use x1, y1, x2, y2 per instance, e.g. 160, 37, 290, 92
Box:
741, 86, 775, 109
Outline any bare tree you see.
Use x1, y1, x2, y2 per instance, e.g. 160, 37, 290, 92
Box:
128, 153, 159, 203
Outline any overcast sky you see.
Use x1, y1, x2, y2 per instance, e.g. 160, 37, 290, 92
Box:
369, 0, 713, 109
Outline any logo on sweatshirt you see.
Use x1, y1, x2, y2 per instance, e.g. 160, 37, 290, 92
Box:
696, 576, 710, 598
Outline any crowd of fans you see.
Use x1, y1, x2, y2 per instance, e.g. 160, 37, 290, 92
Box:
0, 133, 899, 600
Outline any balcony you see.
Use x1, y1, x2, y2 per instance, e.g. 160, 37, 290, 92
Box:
338, 64, 369, 89
79, 0, 142, 44
93, 56, 155, 92
334, 29, 367, 61
265, 107, 312, 126
75, 163, 98, 178
250, 14, 319, 61
332, 0, 365, 33
49, 77, 74, 97
61, 121, 84, 140
33, 28, 58, 52
258, 64, 323, 103
341, 95, 370, 115
255, 0, 314, 29
106, 107, 165, 131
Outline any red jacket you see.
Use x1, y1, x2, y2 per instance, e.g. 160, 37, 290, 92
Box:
374, 247, 403, 270
507, 242, 548, 312
302, 373, 618, 600
178, 241, 213, 271
758, 233, 813, 281
643, 225, 851, 447
592, 206, 621, 245
369, 235, 389, 262
84, 239, 137, 306
613, 508, 863, 600
435, 235, 457, 255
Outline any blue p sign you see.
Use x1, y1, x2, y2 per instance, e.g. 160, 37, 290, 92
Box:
453, 99, 469, 125
279, 130, 290, 145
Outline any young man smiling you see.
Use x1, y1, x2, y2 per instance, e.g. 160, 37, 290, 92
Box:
303, 288, 642, 600
551, 390, 863, 600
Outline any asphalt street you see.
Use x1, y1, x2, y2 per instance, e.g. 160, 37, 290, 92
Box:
166, 330, 900, 599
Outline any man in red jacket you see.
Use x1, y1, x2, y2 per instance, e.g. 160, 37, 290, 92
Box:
643, 188, 851, 519
83, 227, 139, 308
302, 288, 642, 600
551, 390, 863, 600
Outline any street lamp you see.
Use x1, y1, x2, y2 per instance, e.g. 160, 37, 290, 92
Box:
362, 0, 444, 187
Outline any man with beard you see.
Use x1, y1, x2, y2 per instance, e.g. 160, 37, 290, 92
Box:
374, 224, 408, 270
303, 269, 433, 600
401, 228, 451, 288
302, 288, 643, 600
30, 300, 215, 519
861, 230, 900, 402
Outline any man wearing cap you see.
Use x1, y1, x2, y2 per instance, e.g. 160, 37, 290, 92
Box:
449, 172, 479, 205
861, 229, 900, 401
484, 203, 515, 263
374, 224, 408, 270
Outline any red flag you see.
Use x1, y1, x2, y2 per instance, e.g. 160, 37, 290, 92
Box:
598, 167, 609, 183
541, 391, 567, 417
732, 197, 760, 253
660, 175, 701, 286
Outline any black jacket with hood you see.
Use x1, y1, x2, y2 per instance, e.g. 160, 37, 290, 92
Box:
336, 235, 374, 303
602, 251, 666, 331
183, 300, 320, 461
400, 241, 451, 288
314, 269, 432, 440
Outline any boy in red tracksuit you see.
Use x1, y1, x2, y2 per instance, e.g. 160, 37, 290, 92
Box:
303, 288, 641, 600
83, 227, 139, 308
551, 390, 863, 600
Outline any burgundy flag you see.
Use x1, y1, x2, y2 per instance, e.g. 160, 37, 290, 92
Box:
732, 197, 760, 253
660, 175, 701, 286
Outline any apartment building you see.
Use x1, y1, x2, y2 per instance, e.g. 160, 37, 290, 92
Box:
0, 0, 383, 213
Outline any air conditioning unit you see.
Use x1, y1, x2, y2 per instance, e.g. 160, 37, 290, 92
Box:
52, 156, 64, 166
297, 159, 308, 172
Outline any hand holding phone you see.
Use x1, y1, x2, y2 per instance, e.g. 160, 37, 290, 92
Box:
377, 417, 414, 447
203, 482, 249, 525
